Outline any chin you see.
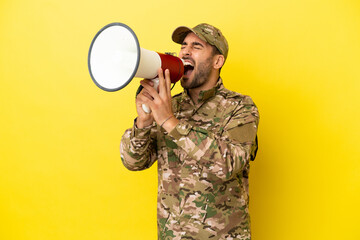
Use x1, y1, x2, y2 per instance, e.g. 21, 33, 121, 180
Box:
180, 77, 191, 89
180, 80, 187, 89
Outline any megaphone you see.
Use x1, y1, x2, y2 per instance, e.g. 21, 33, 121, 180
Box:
88, 22, 184, 113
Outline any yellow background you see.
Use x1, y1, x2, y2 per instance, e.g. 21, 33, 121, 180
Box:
1, 0, 359, 239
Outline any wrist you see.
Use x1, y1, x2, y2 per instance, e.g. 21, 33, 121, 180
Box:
136, 117, 153, 129
161, 116, 179, 133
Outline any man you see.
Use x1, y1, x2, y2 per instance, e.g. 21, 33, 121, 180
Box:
120, 23, 259, 240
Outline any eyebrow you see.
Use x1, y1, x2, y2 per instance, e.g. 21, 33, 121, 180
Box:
181, 41, 205, 48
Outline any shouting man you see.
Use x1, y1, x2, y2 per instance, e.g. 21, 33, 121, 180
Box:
120, 23, 259, 240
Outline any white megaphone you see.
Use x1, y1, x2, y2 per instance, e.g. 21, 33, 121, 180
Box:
88, 22, 184, 113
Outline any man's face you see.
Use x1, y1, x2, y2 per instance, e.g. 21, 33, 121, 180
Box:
179, 33, 215, 89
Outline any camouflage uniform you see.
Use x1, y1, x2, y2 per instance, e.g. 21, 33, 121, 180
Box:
120, 78, 259, 240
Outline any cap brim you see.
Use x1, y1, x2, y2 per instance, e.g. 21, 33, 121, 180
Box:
172, 26, 194, 44
172, 25, 210, 47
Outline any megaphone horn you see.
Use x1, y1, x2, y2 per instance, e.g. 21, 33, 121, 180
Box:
88, 22, 184, 93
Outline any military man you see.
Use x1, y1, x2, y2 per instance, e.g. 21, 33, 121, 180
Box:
120, 23, 259, 240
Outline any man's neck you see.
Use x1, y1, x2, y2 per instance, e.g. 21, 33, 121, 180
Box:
188, 73, 219, 104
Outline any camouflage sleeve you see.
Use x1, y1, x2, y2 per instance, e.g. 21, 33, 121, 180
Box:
168, 99, 259, 179
120, 119, 158, 171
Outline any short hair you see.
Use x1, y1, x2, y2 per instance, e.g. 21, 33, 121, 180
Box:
211, 45, 223, 73
211, 45, 221, 57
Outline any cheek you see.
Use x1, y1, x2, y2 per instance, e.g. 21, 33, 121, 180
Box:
178, 49, 185, 58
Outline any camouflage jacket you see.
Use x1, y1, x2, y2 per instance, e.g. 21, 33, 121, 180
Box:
120, 78, 259, 240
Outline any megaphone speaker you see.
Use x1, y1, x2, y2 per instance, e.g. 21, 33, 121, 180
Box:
88, 22, 184, 93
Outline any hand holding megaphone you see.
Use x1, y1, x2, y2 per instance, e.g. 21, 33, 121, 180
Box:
88, 22, 184, 113
137, 77, 159, 113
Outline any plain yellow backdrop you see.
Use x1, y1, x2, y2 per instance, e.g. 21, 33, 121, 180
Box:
1, 0, 359, 239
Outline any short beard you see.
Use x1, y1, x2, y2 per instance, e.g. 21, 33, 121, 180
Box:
182, 57, 212, 90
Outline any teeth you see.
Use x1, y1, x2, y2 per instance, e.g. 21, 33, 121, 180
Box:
184, 61, 194, 67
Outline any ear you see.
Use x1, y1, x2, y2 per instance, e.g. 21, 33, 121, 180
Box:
213, 55, 225, 70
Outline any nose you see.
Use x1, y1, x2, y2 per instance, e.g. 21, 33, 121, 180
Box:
179, 45, 191, 58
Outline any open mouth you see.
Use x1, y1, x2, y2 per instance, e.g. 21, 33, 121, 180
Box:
183, 61, 194, 78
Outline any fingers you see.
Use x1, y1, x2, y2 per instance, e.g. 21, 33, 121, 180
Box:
139, 69, 172, 110
136, 81, 155, 107
141, 79, 154, 87
136, 89, 152, 108
140, 79, 159, 100
140, 90, 153, 101
157, 68, 166, 98
137, 82, 154, 101
158, 68, 171, 98
165, 69, 171, 98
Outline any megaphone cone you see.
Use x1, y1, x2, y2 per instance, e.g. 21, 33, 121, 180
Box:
88, 22, 184, 92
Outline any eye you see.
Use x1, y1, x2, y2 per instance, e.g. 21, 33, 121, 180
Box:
193, 43, 203, 50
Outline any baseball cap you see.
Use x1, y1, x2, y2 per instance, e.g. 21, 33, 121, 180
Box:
172, 23, 229, 59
